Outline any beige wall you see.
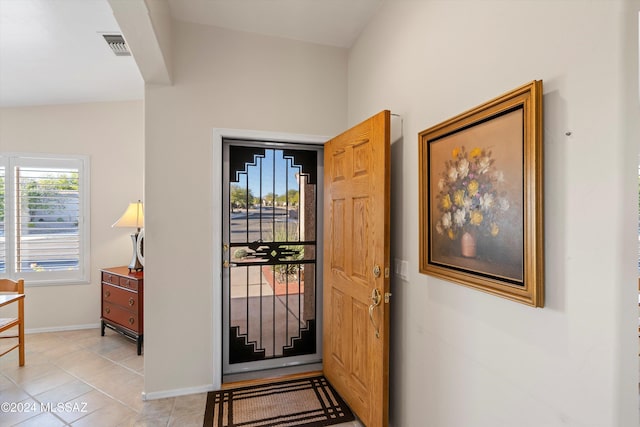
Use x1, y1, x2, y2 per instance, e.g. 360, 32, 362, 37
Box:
348, 1, 640, 426
18, 1, 634, 424
141, 3, 640, 423
0, 101, 144, 330
143, 22, 347, 396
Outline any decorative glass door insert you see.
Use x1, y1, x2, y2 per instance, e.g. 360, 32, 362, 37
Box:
222, 140, 322, 374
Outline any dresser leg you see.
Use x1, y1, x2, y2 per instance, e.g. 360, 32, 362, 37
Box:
101, 321, 105, 336
137, 336, 143, 356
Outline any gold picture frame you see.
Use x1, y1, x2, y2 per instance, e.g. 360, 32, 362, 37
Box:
418, 81, 544, 307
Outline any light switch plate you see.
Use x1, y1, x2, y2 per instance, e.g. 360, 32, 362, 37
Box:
394, 258, 409, 280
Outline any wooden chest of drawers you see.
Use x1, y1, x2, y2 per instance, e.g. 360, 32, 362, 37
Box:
100, 266, 143, 355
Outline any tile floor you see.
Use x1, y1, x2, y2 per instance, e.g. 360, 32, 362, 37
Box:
0, 328, 205, 426
0, 328, 362, 427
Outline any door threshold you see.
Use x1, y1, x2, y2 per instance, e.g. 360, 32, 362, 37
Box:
222, 362, 323, 389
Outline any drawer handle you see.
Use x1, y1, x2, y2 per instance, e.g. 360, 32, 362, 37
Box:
128, 317, 135, 325
105, 290, 110, 298
105, 307, 110, 314
128, 298, 135, 306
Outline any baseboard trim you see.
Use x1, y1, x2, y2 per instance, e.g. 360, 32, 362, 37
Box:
25, 323, 101, 334
142, 384, 215, 401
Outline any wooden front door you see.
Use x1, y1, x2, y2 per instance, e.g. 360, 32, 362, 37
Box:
323, 110, 391, 427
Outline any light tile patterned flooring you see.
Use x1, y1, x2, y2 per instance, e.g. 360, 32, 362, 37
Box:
0, 329, 205, 426
0, 329, 363, 427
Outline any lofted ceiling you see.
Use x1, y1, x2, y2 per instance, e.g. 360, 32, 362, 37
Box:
168, 0, 383, 49
0, 0, 382, 108
0, 0, 144, 107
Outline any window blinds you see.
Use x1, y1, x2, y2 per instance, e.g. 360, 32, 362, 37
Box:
0, 154, 89, 284
15, 166, 80, 272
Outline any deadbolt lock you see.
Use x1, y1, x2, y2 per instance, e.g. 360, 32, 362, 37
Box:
373, 265, 381, 278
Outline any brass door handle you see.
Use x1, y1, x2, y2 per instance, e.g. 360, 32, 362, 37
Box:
368, 288, 381, 339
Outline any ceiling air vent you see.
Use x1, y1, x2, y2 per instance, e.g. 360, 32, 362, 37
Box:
102, 34, 131, 56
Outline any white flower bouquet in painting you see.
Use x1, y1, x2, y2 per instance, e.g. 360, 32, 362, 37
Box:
434, 146, 510, 257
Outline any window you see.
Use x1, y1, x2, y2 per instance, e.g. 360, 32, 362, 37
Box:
0, 154, 90, 285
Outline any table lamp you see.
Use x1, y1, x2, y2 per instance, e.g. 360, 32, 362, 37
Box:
112, 200, 144, 272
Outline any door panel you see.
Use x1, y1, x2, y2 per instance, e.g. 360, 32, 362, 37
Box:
330, 199, 346, 270
323, 110, 391, 427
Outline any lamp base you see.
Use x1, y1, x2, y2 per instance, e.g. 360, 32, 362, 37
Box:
128, 233, 143, 272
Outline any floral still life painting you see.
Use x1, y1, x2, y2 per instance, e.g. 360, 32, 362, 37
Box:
428, 109, 524, 283
434, 145, 511, 257
418, 80, 544, 307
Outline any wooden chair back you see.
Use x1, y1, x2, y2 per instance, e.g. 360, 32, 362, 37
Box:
0, 278, 24, 294
0, 278, 25, 366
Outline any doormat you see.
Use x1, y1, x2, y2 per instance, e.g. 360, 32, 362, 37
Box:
203, 375, 355, 427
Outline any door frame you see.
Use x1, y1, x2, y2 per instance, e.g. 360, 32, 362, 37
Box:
212, 128, 328, 390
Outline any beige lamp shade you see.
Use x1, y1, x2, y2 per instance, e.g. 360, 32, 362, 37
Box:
112, 200, 144, 271
112, 201, 144, 230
